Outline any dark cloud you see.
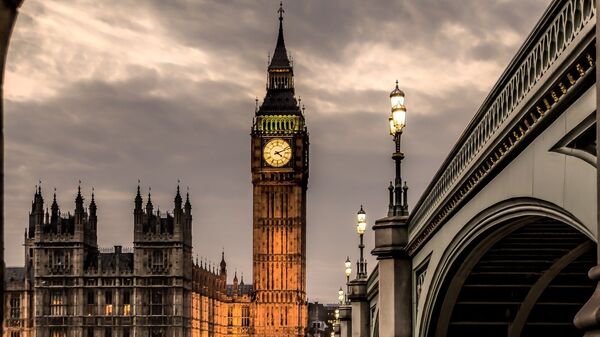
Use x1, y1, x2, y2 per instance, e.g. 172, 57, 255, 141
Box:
4, 0, 550, 302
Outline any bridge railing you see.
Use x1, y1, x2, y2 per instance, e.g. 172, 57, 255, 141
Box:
408, 0, 596, 241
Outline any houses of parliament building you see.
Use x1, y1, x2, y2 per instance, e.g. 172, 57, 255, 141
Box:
2, 4, 309, 337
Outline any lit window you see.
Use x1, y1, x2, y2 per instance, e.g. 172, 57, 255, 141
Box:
50, 292, 65, 316
123, 290, 132, 316
104, 291, 113, 316
242, 306, 250, 327
50, 329, 66, 337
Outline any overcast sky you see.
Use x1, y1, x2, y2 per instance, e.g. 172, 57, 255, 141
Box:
4, 0, 550, 302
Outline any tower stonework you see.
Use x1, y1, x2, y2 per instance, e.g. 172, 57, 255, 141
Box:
251, 5, 309, 337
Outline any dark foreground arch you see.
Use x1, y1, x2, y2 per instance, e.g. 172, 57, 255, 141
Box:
428, 215, 595, 337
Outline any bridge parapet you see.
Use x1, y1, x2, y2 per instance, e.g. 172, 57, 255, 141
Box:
407, 0, 596, 254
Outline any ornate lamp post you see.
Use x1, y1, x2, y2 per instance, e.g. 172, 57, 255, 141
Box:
356, 206, 368, 278
388, 81, 408, 216
338, 287, 345, 305
344, 256, 352, 304
371, 81, 412, 337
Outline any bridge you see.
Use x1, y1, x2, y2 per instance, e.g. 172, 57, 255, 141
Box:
340, 0, 600, 337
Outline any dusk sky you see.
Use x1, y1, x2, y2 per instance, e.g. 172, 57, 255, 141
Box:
4, 0, 550, 302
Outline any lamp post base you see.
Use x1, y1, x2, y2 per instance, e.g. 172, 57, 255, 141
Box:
349, 278, 369, 337
372, 215, 412, 337
339, 305, 352, 337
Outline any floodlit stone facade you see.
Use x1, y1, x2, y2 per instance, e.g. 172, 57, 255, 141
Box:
3, 186, 252, 337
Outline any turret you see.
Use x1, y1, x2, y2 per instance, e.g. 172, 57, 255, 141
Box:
74, 182, 85, 225
184, 188, 191, 215
146, 188, 153, 215
29, 184, 44, 237
51, 188, 59, 224
133, 180, 144, 226
233, 270, 239, 296
89, 188, 97, 230
220, 250, 227, 278
174, 183, 183, 229
174, 183, 182, 211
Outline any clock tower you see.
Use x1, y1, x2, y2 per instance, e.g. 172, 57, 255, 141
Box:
251, 4, 308, 337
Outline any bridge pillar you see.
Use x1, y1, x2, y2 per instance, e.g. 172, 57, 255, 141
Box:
348, 278, 369, 337
339, 305, 352, 337
574, 3, 600, 336
372, 215, 412, 337
0, 1, 24, 336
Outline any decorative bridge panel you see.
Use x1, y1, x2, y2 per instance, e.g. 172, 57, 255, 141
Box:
407, 0, 596, 253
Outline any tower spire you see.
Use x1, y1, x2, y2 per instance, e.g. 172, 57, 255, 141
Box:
89, 187, 97, 230
75, 180, 84, 214
270, 1, 290, 68
146, 187, 153, 214
51, 188, 59, 217
135, 180, 143, 211
174, 179, 182, 210
184, 187, 191, 214
220, 248, 227, 276
89, 187, 96, 213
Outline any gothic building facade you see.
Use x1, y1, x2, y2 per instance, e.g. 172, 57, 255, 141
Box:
3, 185, 253, 337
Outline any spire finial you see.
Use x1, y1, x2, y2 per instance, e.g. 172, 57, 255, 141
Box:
278, 1, 284, 21
38, 180, 42, 194
395, 79, 399, 88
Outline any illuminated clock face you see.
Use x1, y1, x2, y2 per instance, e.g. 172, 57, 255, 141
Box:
263, 138, 292, 167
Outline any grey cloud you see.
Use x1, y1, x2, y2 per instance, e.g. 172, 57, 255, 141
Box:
5, 0, 551, 302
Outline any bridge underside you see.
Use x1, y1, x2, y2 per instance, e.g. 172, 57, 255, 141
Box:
433, 218, 595, 337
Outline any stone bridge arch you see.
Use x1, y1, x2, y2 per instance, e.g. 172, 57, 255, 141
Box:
422, 198, 595, 337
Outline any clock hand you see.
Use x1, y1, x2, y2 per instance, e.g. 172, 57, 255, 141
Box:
274, 147, 290, 156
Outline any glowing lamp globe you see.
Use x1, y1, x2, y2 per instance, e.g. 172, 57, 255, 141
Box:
356, 205, 367, 235
389, 81, 407, 134
344, 256, 352, 277
389, 81, 405, 108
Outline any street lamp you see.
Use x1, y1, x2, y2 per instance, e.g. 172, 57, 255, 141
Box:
356, 206, 367, 278
388, 80, 409, 216
338, 287, 344, 305
344, 256, 352, 303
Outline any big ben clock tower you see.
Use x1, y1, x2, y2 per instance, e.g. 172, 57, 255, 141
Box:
251, 3, 308, 337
